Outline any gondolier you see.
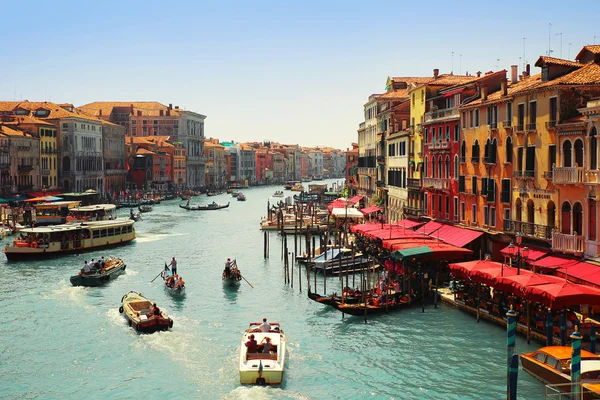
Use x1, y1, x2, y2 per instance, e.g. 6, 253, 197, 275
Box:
168, 257, 177, 275
225, 258, 232, 277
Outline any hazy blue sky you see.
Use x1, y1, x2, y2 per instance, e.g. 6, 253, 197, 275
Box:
2, 0, 600, 149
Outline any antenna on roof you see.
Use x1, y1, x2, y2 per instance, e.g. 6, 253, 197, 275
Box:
555, 32, 563, 58
459, 54, 463, 75
522, 37, 527, 71
547, 23, 552, 56
451, 52, 454, 74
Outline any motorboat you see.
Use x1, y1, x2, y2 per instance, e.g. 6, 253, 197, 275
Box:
520, 345, 600, 399
272, 191, 284, 198
119, 291, 173, 333
138, 205, 153, 213
237, 193, 247, 201
70, 256, 126, 287
290, 184, 304, 192
239, 322, 286, 385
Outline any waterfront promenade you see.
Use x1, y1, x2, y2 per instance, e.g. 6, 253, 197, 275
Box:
1, 180, 547, 399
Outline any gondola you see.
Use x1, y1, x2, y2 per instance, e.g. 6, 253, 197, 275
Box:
308, 290, 411, 315
70, 257, 126, 287
179, 202, 230, 211
222, 269, 242, 287
163, 273, 185, 296
138, 205, 153, 213
237, 193, 246, 201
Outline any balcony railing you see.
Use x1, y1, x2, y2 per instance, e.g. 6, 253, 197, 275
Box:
424, 107, 459, 122
422, 177, 450, 190
407, 178, 421, 189
41, 168, 51, 175
503, 219, 554, 240
515, 124, 524, 134
376, 180, 386, 188
17, 165, 33, 172
404, 206, 423, 217
489, 122, 498, 130
587, 170, 600, 184
553, 166, 584, 184
552, 233, 585, 255
526, 122, 537, 132
546, 120, 557, 130
514, 170, 535, 179
483, 156, 496, 165
502, 120, 512, 128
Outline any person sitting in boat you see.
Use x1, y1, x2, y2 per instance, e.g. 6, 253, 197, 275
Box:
130, 208, 135, 218
166, 275, 175, 288
258, 317, 271, 332
174, 276, 184, 289
245, 334, 258, 354
260, 337, 273, 353
81, 260, 92, 274
99, 256, 105, 269
224, 258, 232, 277
211, 201, 217, 206
147, 303, 161, 318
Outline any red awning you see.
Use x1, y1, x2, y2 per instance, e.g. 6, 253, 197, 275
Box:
530, 255, 581, 272
393, 219, 424, 229
443, 87, 465, 98
415, 220, 444, 235
449, 259, 498, 279
382, 235, 433, 250
389, 239, 472, 260
364, 226, 429, 241
28, 191, 62, 197
523, 280, 600, 309
556, 262, 600, 288
500, 245, 549, 262
348, 195, 364, 205
495, 273, 565, 296
470, 265, 529, 286
350, 222, 382, 234
431, 224, 483, 248
360, 206, 382, 215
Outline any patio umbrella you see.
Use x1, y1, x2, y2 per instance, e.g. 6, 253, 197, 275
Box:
495, 273, 563, 296
470, 265, 529, 286
523, 280, 600, 309
448, 259, 501, 280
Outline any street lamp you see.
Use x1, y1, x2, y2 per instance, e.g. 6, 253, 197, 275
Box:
507, 232, 530, 275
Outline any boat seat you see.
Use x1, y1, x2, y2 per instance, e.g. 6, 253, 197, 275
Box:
247, 353, 277, 360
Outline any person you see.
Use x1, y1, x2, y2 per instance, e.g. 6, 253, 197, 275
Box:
160, 264, 170, 280
82, 260, 91, 274
382, 269, 389, 284
100, 256, 105, 268
245, 334, 258, 353
147, 303, 161, 318
258, 317, 271, 332
168, 257, 177, 275
176, 277, 185, 288
225, 258, 232, 277
260, 337, 273, 353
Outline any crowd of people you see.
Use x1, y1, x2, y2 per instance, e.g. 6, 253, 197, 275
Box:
81, 257, 107, 274
245, 318, 277, 355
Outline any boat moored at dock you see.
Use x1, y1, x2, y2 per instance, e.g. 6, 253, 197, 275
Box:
4, 219, 135, 260
239, 322, 286, 385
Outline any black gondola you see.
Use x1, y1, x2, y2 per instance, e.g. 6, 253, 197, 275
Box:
70, 257, 126, 287
179, 202, 229, 211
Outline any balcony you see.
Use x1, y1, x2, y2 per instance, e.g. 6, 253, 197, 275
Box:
552, 233, 585, 255
17, 164, 33, 172
376, 180, 386, 188
489, 122, 498, 133
424, 107, 459, 123
503, 219, 554, 240
422, 177, 450, 190
483, 155, 497, 165
546, 120, 557, 131
526, 122, 537, 133
404, 205, 423, 217
553, 166, 584, 185
502, 120, 512, 129
587, 170, 600, 184
41, 168, 51, 175
543, 171, 553, 181
407, 178, 421, 189
515, 124, 524, 134
514, 170, 535, 179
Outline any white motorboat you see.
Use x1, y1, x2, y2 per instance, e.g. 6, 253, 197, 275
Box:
239, 322, 286, 385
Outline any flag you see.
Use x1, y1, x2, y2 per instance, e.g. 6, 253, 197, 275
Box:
258, 360, 263, 378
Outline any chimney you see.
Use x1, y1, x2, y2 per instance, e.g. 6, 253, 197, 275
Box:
168, 103, 173, 110
433, 68, 439, 78
160, 109, 164, 116
501, 79, 508, 96
526, 63, 531, 76
174, 106, 179, 110
99, 109, 102, 116
130, 104, 134, 114
511, 65, 518, 84
137, 110, 142, 116
476, 71, 481, 77
522, 70, 529, 79
481, 85, 488, 101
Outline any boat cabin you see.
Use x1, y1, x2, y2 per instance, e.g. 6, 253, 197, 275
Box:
34, 201, 81, 225
66, 204, 117, 223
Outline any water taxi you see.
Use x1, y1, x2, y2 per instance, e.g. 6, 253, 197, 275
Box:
290, 183, 304, 192
119, 291, 173, 333
34, 201, 81, 225
66, 204, 117, 223
239, 322, 286, 385
70, 256, 126, 287
4, 219, 135, 260
283, 181, 297, 190
272, 191, 284, 198
520, 345, 600, 398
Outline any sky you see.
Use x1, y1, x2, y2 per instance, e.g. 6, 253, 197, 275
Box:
2, 0, 600, 149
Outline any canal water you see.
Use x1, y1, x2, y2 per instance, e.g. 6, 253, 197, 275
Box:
0, 180, 547, 399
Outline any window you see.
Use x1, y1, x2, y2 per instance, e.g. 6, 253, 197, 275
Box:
454, 124, 459, 142
506, 102, 512, 122
154, 120, 158, 125
445, 125, 450, 141
471, 140, 480, 163
424, 193, 428, 214
143, 120, 148, 125
504, 208, 511, 224
484, 205, 489, 225
549, 97, 558, 124
461, 140, 467, 162
472, 204, 477, 223
518, 103, 525, 129
461, 202, 466, 221
472, 176, 478, 195
454, 197, 459, 221
506, 136, 513, 163
501, 179, 511, 203
490, 207, 496, 227
529, 101, 537, 125
474, 109, 480, 127
459, 175, 466, 192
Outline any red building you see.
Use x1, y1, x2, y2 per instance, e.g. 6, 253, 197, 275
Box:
255, 150, 273, 183
346, 143, 359, 184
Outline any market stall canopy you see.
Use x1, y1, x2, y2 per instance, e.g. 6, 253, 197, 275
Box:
348, 195, 364, 205
416, 220, 444, 235
500, 245, 550, 262
390, 240, 472, 261
470, 265, 531, 286
530, 255, 581, 272
556, 261, 600, 289
360, 206, 382, 215
449, 259, 502, 279
495, 273, 565, 296
27, 190, 62, 197
363, 226, 428, 241
429, 224, 483, 248
331, 207, 364, 219
523, 280, 600, 309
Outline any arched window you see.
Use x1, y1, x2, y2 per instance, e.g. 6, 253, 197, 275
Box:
561, 202, 572, 234
461, 140, 467, 161
484, 138, 491, 161
547, 201, 556, 228
563, 140, 572, 167
575, 139, 584, 167
516, 198, 522, 222
573, 202, 583, 235
424, 156, 428, 178
62, 156, 71, 172
527, 199, 535, 224
506, 136, 513, 163
438, 157, 443, 179
445, 156, 450, 179
591, 127, 598, 170
472, 140, 480, 163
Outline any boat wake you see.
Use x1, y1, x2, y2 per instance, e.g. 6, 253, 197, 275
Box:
135, 232, 187, 244
223, 387, 310, 400
42, 282, 94, 310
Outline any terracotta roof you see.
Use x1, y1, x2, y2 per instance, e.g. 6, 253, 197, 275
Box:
535, 56, 583, 68
0, 114, 55, 126
377, 88, 409, 100
0, 124, 28, 136
576, 45, 600, 61
0, 101, 102, 122
537, 62, 600, 88
461, 73, 542, 108
136, 148, 156, 156
79, 102, 182, 117
391, 77, 434, 84
429, 74, 480, 86
204, 142, 224, 148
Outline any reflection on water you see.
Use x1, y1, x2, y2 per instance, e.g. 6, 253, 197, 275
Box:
223, 283, 240, 303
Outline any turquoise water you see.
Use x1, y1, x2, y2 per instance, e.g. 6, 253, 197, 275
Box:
0, 180, 547, 399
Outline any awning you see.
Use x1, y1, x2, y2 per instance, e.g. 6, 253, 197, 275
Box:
348, 195, 364, 205
495, 273, 565, 296
416, 220, 444, 235
431, 224, 483, 248
27, 191, 62, 197
392, 246, 432, 260
393, 219, 424, 229
556, 262, 600, 288
331, 207, 364, 219
523, 280, 600, 308
360, 206, 382, 215
390, 240, 472, 261
530, 255, 581, 272
470, 265, 529, 286
24, 196, 63, 203
449, 259, 500, 279
500, 245, 550, 262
